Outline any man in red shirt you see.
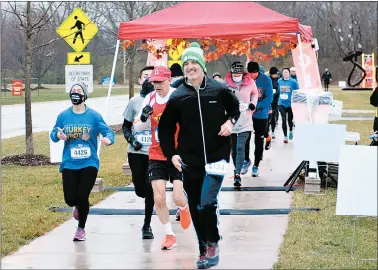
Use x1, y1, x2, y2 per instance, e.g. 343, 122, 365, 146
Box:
139, 66, 191, 250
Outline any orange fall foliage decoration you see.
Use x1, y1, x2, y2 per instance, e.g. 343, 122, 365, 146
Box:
121, 35, 296, 62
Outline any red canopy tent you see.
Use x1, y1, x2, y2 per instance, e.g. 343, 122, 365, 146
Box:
102, 2, 316, 121
118, 2, 313, 42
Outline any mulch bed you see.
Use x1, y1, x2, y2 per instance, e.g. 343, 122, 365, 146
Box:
1, 154, 57, 166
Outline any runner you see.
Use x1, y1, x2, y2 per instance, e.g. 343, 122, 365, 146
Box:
225, 61, 257, 187
122, 66, 155, 239
159, 42, 240, 269
290, 67, 298, 81
139, 66, 191, 250
277, 67, 299, 143
269, 67, 280, 139
247, 61, 273, 177
50, 82, 115, 241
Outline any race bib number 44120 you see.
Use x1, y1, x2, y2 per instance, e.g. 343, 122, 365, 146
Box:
70, 146, 91, 159
205, 159, 229, 176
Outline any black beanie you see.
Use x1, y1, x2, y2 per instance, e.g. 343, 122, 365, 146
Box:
169, 63, 184, 77
247, 61, 260, 73
269, 67, 279, 75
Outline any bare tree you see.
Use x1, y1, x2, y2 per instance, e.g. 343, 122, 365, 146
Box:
5, 1, 62, 155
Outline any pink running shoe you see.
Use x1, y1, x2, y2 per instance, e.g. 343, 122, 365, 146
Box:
73, 227, 86, 241
72, 207, 79, 221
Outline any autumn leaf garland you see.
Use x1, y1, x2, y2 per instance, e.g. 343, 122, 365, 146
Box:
121, 36, 296, 62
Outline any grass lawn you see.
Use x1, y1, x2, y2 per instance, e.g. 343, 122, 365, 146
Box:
275, 120, 377, 269
329, 120, 373, 145
329, 86, 374, 111
1, 131, 130, 257
274, 189, 377, 269
1, 84, 141, 106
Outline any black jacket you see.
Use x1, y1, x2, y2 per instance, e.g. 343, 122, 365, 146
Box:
269, 76, 280, 105
159, 76, 240, 168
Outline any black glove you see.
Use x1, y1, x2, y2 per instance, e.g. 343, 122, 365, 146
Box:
248, 103, 256, 111
128, 136, 142, 151
140, 105, 154, 122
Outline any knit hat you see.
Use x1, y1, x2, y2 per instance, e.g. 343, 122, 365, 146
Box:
231, 61, 244, 74
290, 67, 296, 72
269, 67, 279, 75
169, 63, 184, 77
181, 42, 207, 72
212, 72, 221, 79
70, 82, 88, 100
247, 61, 260, 73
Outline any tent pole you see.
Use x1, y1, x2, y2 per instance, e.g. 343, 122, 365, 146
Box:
98, 39, 120, 157
296, 33, 307, 88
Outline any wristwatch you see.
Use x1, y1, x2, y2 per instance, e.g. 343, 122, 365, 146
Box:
228, 117, 237, 125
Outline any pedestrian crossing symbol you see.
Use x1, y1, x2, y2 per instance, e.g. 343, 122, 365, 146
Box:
56, 8, 98, 53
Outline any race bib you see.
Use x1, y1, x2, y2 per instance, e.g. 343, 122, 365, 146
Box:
239, 103, 248, 112
205, 159, 229, 176
70, 146, 91, 159
135, 131, 152, 146
154, 127, 159, 143
280, 93, 289, 100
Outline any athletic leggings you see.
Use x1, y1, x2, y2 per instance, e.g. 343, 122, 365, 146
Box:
278, 105, 294, 137
62, 166, 98, 229
253, 118, 268, 167
270, 104, 278, 133
231, 131, 251, 175
128, 153, 154, 226
245, 133, 251, 162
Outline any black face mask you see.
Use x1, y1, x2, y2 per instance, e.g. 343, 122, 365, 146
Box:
69, 92, 84, 105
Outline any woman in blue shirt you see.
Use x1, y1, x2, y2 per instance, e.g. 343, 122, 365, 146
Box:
277, 68, 299, 143
50, 82, 115, 241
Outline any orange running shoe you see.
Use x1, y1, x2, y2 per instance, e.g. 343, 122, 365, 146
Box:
179, 205, 191, 230
161, 234, 177, 250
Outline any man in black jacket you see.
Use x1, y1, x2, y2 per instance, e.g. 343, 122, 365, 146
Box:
159, 42, 240, 269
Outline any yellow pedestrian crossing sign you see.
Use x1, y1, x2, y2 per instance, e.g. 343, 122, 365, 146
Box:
67, 52, 91, 65
56, 8, 98, 53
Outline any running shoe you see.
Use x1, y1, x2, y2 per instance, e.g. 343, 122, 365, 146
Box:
284, 136, 289, 144
233, 175, 241, 187
206, 242, 220, 267
161, 234, 177, 250
196, 248, 208, 269
142, 224, 154, 239
265, 135, 272, 150
252, 166, 259, 177
241, 160, 251, 175
179, 205, 191, 230
73, 227, 86, 241
72, 206, 79, 221
272, 132, 276, 139
289, 131, 294, 140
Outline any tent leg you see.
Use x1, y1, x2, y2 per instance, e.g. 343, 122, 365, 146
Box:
296, 33, 307, 88
98, 39, 120, 157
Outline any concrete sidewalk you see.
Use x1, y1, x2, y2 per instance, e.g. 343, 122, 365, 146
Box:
1, 127, 297, 269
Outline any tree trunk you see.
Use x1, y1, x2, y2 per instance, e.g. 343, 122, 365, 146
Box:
25, 2, 34, 155
128, 45, 135, 98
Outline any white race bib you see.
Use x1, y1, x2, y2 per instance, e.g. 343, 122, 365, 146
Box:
135, 131, 152, 146
205, 159, 229, 176
280, 93, 289, 100
154, 128, 159, 143
70, 146, 91, 159
239, 103, 248, 112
